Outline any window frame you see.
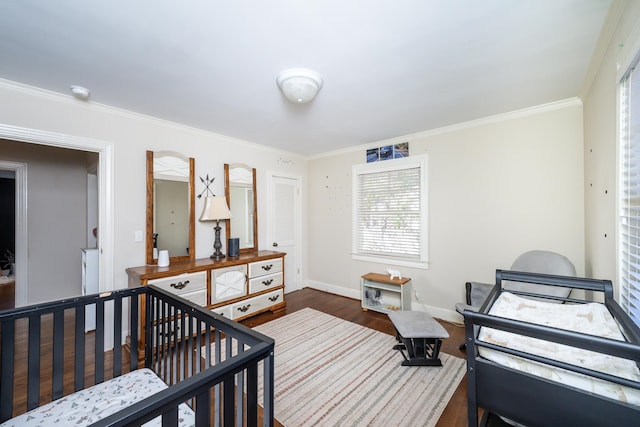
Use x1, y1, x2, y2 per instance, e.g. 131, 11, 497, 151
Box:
351, 154, 428, 269
618, 48, 640, 328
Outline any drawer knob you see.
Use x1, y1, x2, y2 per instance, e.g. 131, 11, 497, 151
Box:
268, 295, 280, 302
237, 304, 251, 313
262, 279, 274, 286
171, 280, 189, 290
261, 264, 273, 271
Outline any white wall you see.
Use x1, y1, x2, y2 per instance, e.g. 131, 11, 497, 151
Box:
0, 81, 308, 297
307, 101, 585, 322
0, 140, 89, 303
583, 1, 640, 286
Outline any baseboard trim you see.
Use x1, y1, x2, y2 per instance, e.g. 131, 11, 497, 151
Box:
304, 280, 462, 324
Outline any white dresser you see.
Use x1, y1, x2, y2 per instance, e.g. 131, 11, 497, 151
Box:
126, 250, 286, 351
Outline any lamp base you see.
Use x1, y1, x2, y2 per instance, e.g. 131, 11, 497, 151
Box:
211, 220, 225, 260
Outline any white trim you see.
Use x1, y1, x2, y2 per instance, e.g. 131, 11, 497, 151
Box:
304, 280, 460, 323
0, 78, 306, 160
617, 6, 640, 82
0, 160, 27, 307
581, 0, 627, 98
351, 254, 429, 270
305, 279, 361, 300
0, 124, 115, 297
352, 155, 429, 268
309, 98, 582, 160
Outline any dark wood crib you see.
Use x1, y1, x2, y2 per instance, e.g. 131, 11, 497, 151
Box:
464, 270, 640, 427
0, 285, 275, 426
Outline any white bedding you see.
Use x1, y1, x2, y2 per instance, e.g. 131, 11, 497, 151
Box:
0, 368, 195, 427
478, 292, 640, 405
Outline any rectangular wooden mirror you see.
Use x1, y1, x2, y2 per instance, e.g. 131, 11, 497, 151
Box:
146, 150, 195, 264
224, 163, 258, 254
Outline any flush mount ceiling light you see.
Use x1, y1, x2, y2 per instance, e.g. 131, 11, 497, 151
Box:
70, 85, 90, 101
276, 68, 323, 104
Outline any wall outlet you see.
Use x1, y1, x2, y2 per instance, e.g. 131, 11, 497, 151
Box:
134, 230, 143, 242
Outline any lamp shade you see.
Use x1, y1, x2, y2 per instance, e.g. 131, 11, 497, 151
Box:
199, 196, 231, 221
277, 68, 323, 103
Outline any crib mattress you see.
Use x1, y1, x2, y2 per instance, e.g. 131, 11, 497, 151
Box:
478, 292, 640, 405
0, 368, 195, 427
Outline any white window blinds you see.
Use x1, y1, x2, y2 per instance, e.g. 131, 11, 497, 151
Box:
619, 58, 640, 327
352, 155, 428, 268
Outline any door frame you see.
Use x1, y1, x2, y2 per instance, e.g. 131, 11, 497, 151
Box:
0, 160, 26, 306
0, 123, 115, 303
267, 170, 302, 292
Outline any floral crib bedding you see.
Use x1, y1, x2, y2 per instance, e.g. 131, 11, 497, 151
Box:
0, 368, 195, 427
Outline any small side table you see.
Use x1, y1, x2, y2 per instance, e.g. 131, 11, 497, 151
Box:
361, 272, 411, 313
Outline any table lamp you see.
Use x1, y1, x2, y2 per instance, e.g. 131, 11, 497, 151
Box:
199, 196, 232, 259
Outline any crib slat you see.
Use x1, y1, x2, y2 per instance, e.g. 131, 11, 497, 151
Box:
171, 310, 179, 385
179, 311, 186, 383
95, 299, 105, 384
263, 349, 274, 424
161, 406, 178, 427
130, 293, 139, 371
0, 320, 15, 422
113, 295, 122, 378
160, 300, 167, 380
195, 388, 211, 426
247, 362, 258, 427
52, 309, 65, 400
74, 306, 86, 391
27, 314, 41, 410
223, 375, 235, 427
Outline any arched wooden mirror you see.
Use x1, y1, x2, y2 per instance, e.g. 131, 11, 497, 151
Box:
224, 163, 258, 254
146, 150, 195, 264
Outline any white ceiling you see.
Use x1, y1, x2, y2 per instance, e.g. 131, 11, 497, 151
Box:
0, 1, 611, 156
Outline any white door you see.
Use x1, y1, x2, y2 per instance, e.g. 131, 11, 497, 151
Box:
268, 172, 301, 293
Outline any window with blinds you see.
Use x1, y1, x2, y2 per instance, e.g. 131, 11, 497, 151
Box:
619, 56, 640, 328
352, 155, 428, 268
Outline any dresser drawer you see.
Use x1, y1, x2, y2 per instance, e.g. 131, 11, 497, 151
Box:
230, 289, 284, 320
148, 271, 206, 296
178, 288, 207, 306
212, 265, 247, 304
249, 272, 283, 293
210, 305, 231, 318
249, 258, 283, 278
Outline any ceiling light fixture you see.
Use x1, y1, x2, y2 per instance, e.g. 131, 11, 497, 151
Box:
70, 85, 90, 101
276, 68, 323, 104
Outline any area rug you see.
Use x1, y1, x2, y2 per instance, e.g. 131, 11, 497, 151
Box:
247, 307, 466, 426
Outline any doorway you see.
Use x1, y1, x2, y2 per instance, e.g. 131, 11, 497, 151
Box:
0, 169, 15, 309
0, 124, 114, 308
268, 171, 302, 293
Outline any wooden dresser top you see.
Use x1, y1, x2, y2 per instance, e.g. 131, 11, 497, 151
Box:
126, 250, 285, 281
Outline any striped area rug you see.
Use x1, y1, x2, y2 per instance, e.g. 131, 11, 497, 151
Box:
252, 307, 466, 426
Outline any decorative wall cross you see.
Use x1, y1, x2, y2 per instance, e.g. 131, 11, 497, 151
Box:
198, 174, 215, 199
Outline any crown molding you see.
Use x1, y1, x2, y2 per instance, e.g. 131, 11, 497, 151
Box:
311, 98, 582, 160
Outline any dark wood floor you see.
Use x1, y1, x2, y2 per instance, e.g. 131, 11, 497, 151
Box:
0, 281, 15, 310
6, 287, 469, 426
242, 287, 469, 427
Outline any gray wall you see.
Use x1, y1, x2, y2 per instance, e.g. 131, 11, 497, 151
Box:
0, 139, 95, 303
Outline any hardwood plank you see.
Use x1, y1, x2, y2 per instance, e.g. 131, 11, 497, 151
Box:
242, 287, 469, 427
8, 288, 469, 426
0, 281, 14, 310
